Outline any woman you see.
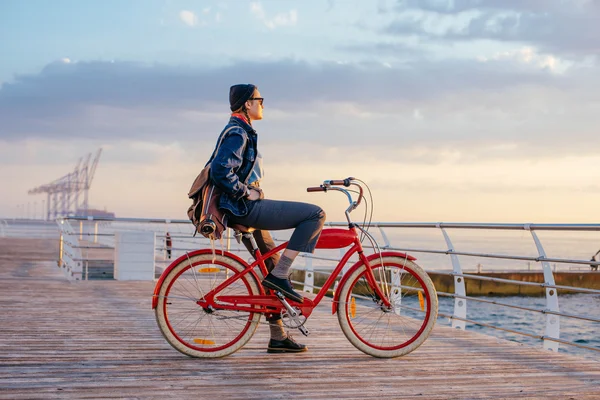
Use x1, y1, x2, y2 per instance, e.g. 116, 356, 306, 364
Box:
209, 84, 326, 353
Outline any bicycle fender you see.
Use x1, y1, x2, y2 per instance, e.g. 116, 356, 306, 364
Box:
152, 249, 257, 309
331, 251, 416, 315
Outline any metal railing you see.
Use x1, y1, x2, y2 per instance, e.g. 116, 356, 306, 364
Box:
56, 217, 202, 280
301, 222, 600, 356
55, 217, 600, 356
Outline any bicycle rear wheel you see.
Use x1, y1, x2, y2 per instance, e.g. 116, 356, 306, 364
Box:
337, 256, 438, 358
155, 253, 261, 358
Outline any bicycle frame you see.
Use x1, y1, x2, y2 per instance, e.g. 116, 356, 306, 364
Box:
153, 178, 438, 359
152, 225, 416, 319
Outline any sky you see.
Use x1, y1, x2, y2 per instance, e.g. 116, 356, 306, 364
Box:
1, 0, 600, 223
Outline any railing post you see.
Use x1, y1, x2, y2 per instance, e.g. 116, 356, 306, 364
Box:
380, 225, 403, 314
58, 218, 83, 281
440, 226, 467, 330
528, 227, 560, 352
303, 257, 314, 294
227, 227, 231, 252
58, 232, 64, 268
378, 226, 391, 249
391, 266, 402, 315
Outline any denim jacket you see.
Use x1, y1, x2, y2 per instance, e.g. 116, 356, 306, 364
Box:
209, 116, 258, 219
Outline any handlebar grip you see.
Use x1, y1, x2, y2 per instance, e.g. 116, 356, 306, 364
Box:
328, 177, 354, 187
307, 186, 326, 192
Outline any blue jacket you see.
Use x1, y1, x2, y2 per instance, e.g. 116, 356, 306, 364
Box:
209, 116, 258, 219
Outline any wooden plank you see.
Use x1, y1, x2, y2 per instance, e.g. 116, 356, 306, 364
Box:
0, 238, 599, 399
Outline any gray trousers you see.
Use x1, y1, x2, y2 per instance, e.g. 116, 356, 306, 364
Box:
230, 199, 326, 256
229, 199, 326, 322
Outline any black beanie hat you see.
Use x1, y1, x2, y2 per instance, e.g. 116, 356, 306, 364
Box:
229, 84, 257, 111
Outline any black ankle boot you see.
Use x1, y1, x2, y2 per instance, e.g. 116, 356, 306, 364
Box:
262, 273, 304, 303
268, 335, 307, 353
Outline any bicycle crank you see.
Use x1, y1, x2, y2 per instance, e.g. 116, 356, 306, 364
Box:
274, 292, 310, 336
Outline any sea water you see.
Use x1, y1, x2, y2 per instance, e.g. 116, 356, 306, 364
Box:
437, 293, 600, 360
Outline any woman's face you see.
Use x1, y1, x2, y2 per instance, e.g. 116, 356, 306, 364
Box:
246, 90, 263, 121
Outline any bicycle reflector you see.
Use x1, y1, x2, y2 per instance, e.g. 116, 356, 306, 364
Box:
418, 291, 425, 311
198, 267, 220, 273
193, 338, 216, 345
350, 297, 356, 318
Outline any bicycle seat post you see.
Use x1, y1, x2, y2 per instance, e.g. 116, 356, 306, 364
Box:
244, 232, 258, 251
234, 229, 257, 249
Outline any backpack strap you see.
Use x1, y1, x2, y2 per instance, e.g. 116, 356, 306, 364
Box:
187, 126, 238, 199
205, 125, 238, 167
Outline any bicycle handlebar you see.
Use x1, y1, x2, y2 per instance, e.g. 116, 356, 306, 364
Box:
306, 177, 364, 213
326, 178, 352, 187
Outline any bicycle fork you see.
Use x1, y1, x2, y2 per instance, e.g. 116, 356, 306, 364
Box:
275, 292, 310, 336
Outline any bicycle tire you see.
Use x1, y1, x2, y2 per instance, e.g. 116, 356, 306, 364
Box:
337, 256, 438, 358
155, 253, 261, 358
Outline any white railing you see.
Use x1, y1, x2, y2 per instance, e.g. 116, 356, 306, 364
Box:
57, 219, 84, 280
55, 217, 600, 356
56, 217, 208, 280
297, 222, 600, 356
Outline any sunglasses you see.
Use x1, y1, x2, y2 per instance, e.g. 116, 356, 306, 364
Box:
249, 97, 264, 106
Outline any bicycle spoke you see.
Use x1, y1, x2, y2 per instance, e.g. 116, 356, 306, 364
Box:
171, 276, 201, 302
340, 261, 435, 354
175, 310, 208, 340
156, 255, 261, 356
189, 257, 205, 299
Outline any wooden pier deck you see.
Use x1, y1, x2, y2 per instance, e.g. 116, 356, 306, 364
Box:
1, 238, 599, 399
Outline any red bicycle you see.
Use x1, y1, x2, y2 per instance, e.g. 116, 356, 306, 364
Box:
152, 178, 438, 358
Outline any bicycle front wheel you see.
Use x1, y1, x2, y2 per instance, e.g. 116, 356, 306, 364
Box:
155, 253, 261, 358
337, 256, 438, 358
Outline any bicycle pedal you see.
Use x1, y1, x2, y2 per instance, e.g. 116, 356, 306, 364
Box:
298, 325, 310, 337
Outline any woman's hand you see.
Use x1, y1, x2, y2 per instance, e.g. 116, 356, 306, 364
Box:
247, 187, 262, 201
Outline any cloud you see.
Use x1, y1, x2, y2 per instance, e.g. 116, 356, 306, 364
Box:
0, 57, 554, 127
250, 2, 297, 29
337, 41, 426, 59
179, 10, 198, 27
477, 47, 573, 74
1, 56, 600, 163
386, 0, 600, 58
395, 0, 593, 15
